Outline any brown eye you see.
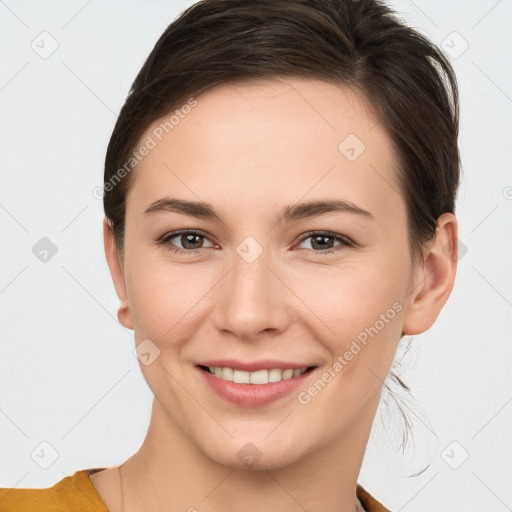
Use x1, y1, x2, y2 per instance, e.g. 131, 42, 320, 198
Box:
297, 232, 352, 253
160, 230, 215, 254
177, 233, 204, 250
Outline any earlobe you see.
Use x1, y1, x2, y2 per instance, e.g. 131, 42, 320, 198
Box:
103, 217, 134, 330
402, 213, 458, 335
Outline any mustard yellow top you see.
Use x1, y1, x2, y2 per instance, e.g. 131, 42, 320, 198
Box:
0, 468, 391, 511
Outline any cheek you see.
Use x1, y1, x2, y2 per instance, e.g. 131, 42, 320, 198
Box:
291, 260, 408, 406
125, 253, 217, 343
293, 260, 406, 336
293, 269, 406, 416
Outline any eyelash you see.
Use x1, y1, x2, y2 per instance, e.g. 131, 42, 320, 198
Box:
157, 229, 353, 256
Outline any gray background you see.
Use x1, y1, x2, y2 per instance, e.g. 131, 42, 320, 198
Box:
0, 1, 511, 511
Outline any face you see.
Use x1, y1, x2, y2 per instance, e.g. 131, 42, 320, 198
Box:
105, 78, 453, 470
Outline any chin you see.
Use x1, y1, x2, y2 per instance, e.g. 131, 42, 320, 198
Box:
200, 436, 305, 471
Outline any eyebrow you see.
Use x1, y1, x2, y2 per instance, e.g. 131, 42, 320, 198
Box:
143, 197, 374, 223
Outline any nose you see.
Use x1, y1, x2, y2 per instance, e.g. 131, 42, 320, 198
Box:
212, 247, 292, 340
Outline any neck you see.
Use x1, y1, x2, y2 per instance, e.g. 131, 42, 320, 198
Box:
118, 397, 377, 512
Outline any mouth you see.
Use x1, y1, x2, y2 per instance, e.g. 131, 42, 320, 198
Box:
197, 364, 317, 385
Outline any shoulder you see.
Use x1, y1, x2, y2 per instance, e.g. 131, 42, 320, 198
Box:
357, 483, 392, 512
0, 469, 109, 512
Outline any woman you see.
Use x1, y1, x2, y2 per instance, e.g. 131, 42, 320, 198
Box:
0, 0, 460, 510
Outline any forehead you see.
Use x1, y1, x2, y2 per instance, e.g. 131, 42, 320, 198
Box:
126, 78, 403, 225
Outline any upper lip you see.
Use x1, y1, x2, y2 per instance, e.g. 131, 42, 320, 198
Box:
197, 359, 316, 372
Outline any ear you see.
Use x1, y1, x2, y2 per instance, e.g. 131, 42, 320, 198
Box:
103, 217, 134, 330
402, 213, 458, 335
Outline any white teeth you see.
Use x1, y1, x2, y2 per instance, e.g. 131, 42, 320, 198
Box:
268, 368, 282, 382
221, 367, 233, 380
206, 366, 309, 384
249, 370, 268, 384
233, 370, 250, 384
282, 369, 294, 380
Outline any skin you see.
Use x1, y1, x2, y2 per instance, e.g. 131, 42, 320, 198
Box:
95, 77, 458, 512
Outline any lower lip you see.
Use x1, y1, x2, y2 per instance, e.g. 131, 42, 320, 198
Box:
197, 366, 315, 407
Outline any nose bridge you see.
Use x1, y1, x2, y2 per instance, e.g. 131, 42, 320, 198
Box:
214, 238, 289, 338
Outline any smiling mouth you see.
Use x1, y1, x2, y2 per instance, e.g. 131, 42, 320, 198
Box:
198, 365, 316, 385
